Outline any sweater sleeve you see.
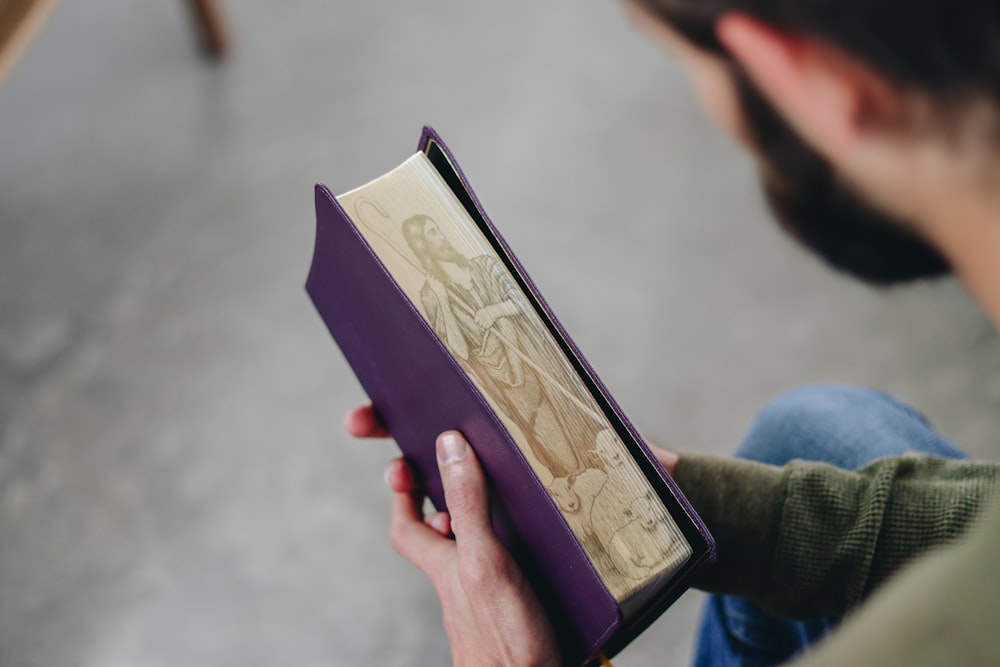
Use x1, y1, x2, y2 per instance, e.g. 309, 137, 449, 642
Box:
794, 502, 1000, 667
672, 453, 1000, 619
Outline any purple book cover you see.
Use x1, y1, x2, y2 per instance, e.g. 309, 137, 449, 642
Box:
306, 127, 715, 664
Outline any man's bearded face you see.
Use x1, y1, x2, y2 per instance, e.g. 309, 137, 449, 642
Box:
422, 220, 464, 264
735, 72, 952, 286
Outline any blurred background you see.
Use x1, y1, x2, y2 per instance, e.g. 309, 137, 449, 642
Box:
2, 1, 999, 665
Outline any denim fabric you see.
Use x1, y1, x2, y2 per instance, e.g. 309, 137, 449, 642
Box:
692, 385, 966, 667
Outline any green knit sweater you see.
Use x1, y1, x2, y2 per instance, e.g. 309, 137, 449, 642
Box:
673, 454, 1000, 619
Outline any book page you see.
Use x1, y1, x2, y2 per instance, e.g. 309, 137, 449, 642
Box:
338, 153, 692, 602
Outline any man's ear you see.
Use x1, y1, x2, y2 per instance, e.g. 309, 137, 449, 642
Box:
716, 13, 900, 159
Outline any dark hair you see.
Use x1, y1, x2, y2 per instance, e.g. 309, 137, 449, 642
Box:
734, 69, 952, 284
643, 0, 1000, 105
641, 2, 961, 284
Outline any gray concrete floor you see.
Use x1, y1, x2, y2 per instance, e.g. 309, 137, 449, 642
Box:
2, 1, 999, 666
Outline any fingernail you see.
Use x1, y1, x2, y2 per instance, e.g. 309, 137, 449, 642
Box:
437, 432, 468, 465
384, 462, 394, 487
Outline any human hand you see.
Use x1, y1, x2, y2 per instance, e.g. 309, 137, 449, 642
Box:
473, 306, 499, 330
344, 403, 391, 439
646, 443, 679, 477
344, 406, 562, 667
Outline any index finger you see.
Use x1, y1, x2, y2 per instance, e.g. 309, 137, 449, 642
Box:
345, 404, 391, 439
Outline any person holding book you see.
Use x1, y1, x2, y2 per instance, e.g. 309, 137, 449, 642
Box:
397, 211, 687, 594
346, 0, 1000, 664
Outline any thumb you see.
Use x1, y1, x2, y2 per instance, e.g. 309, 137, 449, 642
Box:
436, 431, 497, 548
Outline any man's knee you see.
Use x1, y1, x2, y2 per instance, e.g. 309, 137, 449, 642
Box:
734, 384, 895, 467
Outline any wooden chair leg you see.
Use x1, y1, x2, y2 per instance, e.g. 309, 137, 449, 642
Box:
186, 0, 228, 57
0, 0, 58, 84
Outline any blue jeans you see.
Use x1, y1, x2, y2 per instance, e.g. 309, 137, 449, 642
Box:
692, 385, 967, 667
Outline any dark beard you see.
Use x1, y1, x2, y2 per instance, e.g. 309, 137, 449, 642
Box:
734, 71, 951, 286
429, 239, 466, 265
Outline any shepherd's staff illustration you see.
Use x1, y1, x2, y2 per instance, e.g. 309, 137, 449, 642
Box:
354, 198, 604, 425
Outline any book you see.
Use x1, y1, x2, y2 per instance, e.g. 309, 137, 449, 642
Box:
306, 126, 715, 665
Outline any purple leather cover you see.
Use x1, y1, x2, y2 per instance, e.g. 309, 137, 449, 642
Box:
307, 127, 715, 664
